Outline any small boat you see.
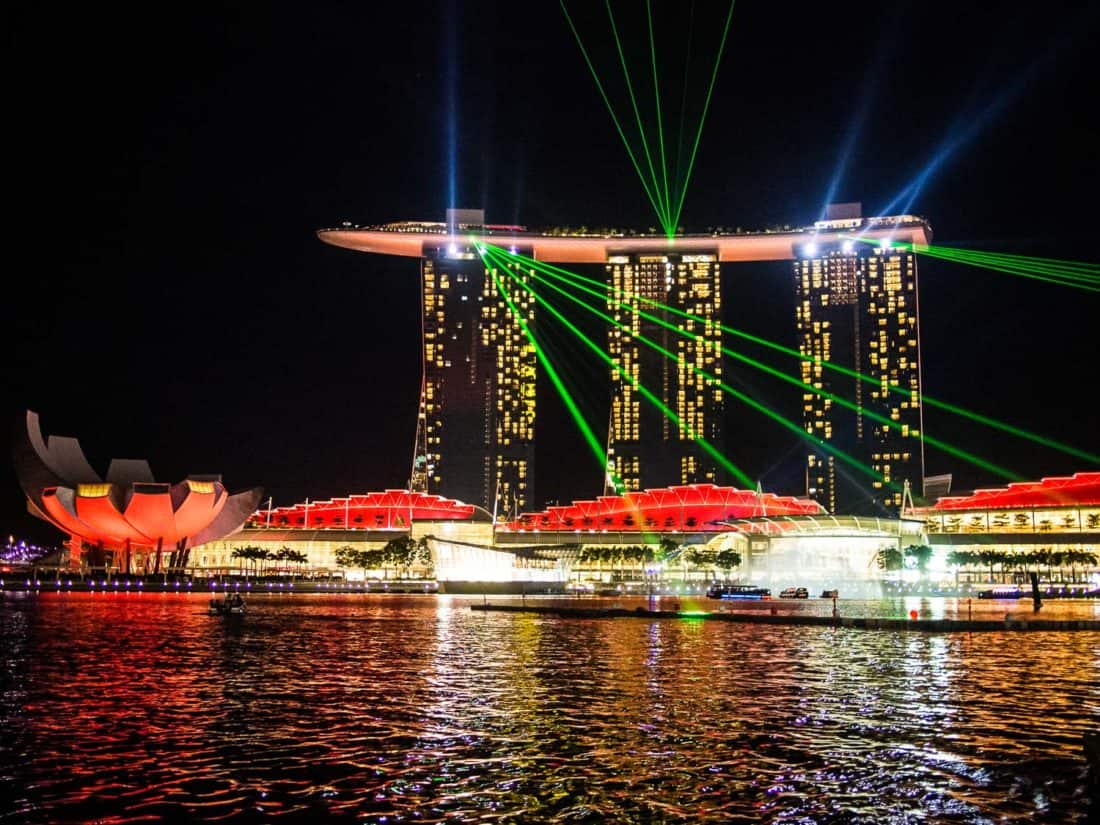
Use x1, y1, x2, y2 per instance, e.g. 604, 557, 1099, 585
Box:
779, 587, 809, 599
820, 589, 839, 599
977, 586, 1024, 600
208, 596, 247, 615
706, 583, 771, 600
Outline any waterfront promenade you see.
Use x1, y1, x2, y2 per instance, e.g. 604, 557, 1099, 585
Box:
471, 601, 1100, 632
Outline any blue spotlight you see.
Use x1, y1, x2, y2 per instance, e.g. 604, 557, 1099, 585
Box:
875, 18, 1088, 219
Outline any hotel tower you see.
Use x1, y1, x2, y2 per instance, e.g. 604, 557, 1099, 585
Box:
605, 251, 724, 491
794, 204, 925, 514
318, 204, 930, 514
409, 210, 536, 516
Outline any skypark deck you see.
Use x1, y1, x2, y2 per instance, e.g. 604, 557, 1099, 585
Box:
318, 215, 932, 264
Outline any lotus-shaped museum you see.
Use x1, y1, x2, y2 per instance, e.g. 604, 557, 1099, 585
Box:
13, 411, 261, 572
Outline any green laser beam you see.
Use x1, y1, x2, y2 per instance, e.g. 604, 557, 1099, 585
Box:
913, 245, 1100, 289
514, 252, 1019, 483
669, 0, 736, 234
491, 247, 939, 493
921, 252, 1100, 292
937, 252, 1100, 281
605, 0, 669, 232
923, 245, 1100, 277
485, 252, 666, 539
483, 245, 756, 489
646, 0, 673, 236
852, 237, 1100, 292
560, 1, 669, 232
910, 242, 1100, 284
486, 246, 896, 494
482, 252, 624, 494
494, 246, 1100, 467
673, 2, 695, 220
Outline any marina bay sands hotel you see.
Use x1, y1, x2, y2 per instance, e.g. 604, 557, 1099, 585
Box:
319, 204, 931, 517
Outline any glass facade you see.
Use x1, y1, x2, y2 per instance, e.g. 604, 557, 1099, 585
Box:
795, 242, 923, 514
606, 252, 723, 491
411, 245, 535, 516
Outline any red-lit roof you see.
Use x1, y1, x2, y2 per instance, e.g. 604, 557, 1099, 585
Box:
249, 490, 484, 529
501, 483, 824, 532
920, 472, 1100, 511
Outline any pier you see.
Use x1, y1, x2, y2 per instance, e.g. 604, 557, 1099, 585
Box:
471, 603, 1100, 632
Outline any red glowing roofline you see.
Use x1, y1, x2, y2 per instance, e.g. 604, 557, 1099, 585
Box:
916, 472, 1100, 511
501, 483, 824, 532
248, 489, 490, 529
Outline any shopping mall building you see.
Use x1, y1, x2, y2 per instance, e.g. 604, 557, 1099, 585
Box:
189, 473, 1099, 594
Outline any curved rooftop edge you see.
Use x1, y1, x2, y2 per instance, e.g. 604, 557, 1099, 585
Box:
910, 472, 1100, 512
317, 215, 932, 264
501, 483, 825, 533
247, 490, 493, 529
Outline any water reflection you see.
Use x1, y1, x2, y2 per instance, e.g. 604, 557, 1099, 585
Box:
0, 591, 1096, 822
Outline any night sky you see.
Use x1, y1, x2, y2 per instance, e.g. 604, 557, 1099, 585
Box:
7, 1, 1099, 545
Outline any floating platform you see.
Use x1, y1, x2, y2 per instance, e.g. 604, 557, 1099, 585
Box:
470, 603, 1100, 632
438, 580, 566, 595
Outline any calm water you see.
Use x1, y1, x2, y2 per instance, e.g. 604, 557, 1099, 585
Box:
2, 592, 1098, 823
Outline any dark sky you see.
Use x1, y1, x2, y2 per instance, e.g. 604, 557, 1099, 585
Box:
7, 0, 1099, 545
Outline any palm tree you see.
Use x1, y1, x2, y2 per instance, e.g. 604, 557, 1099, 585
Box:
276, 546, 295, 574
903, 545, 933, 577
658, 537, 679, 562
256, 548, 273, 577
1049, 550, 1068, 583
333, 545, 359, 579
413, 538, 433, 579
714, 549, 741, 578
231, 546, 269, 579
231, 546, 247, 577
945, 549, 977, 589
1032, 548, 1051, 583
686, 547, 715, 580
977, 549, 1002, 583
876, 547, 903, 573
1065, 549, 1098, 583
383, 536, 418, 579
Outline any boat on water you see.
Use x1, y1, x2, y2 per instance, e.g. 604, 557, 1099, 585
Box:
208, 596, 247, 615
779, 587, 809, 599
705, 583, 771, 600
820, 589, 839, 599
977, 586, 1024, 600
